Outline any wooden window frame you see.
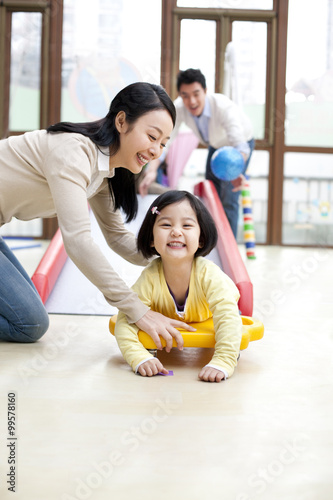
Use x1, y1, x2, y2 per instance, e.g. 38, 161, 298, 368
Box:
0, 0, 63, 238
160, 0, 289, 245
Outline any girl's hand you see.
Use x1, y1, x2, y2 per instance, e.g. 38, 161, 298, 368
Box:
138, 358, 168, 377
198, 366, 225, 383
135, 310, 196, 353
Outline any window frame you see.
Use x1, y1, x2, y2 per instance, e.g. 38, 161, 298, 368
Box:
0, 0, 63, 238
160, 0, 289, 245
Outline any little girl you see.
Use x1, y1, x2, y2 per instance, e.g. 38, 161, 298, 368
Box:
114, 190, 242, 382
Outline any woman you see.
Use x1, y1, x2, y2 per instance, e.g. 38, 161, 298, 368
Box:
0, 82, 194, 348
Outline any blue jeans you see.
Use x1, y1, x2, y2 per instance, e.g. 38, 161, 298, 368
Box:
206, 139, 255, 238
0, 236, 49, 342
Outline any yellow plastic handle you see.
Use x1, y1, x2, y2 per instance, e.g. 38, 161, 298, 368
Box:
109, 315, 264, 351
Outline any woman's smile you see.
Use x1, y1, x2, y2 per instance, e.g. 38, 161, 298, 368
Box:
137, 153, 149, 166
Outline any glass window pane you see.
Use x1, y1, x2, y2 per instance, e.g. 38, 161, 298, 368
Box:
285, 0, 333, 147
0, 219, 42, 237
237, 150, 269, 244
177, 0, 273, 9
282, 153, 333, 245
179, 19, 216, 92
61, 0, 161, 122
231, 21, 267, 140
9, 12, 42, 131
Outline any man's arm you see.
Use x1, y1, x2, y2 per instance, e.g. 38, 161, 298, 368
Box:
138, 158, 162, 196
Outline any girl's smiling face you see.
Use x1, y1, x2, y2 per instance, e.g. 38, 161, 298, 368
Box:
151, 199, 202, 263
111, 109, 173, 173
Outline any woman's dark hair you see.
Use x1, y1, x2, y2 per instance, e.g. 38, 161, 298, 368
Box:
137, 190, 218, 259
47, 82, 176, 222
176, 68, 207, 92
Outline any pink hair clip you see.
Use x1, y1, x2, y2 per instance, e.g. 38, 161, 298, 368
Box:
151, 206, 160, 215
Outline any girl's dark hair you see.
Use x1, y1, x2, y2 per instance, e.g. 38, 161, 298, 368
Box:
47, 82, 176, 222
176, 68, 207, 91
137, 190, 218, 259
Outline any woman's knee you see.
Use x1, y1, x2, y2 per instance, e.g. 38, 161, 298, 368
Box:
23, 308, 50, 342
7, 307, 50, 343
33, 312, 50, 341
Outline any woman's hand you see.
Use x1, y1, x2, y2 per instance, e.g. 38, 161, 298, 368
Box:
198, 366, 225, 383
135, 310, 196, 353
137, 358, 168, 377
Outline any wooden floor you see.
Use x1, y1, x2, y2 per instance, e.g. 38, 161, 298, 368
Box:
0, 243, 332, 500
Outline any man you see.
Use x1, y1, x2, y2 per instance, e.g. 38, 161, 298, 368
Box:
139, 68, 254, 238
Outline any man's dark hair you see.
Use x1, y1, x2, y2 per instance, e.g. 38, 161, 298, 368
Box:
176, 68, 206, 92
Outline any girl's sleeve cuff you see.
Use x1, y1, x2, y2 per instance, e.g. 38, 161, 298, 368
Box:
135, 356, 154, 374
205, 364, 229, 379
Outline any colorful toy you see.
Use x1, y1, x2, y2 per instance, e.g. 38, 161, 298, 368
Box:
109, 315, 264, 353
241, 177, 256, 259
211, 146, 244, 182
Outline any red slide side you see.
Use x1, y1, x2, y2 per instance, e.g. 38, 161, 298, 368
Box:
31, 228, 67, 304
194, 180, 253, 316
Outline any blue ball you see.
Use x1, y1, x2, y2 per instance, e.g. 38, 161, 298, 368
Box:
211, 146, 244, 181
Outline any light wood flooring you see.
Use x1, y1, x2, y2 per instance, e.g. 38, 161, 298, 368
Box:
0, 243, 332, 500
